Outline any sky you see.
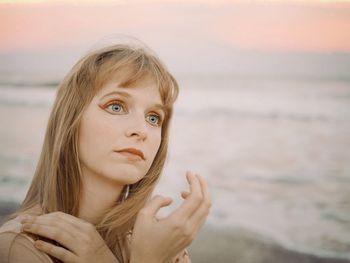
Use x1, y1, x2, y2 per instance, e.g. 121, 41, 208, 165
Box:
0, 0, 350, 77
1, 0, 350, 53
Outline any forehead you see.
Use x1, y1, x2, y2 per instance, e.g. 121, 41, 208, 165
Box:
97, 63, 160, 93
96, 77, 162, 103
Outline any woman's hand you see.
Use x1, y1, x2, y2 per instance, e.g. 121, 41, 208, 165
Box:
130, 171, 211, 263
20, 212, 118, 263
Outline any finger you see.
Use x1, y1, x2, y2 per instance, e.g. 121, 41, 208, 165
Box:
168, 171, 203, 220
34, 240, 77, 262
20, 214, 86, 241
22, 212, 91, 233
44, 212, 90, 231
21, 215, 72, 229
181, 191, 190, 199
21, 223, 77, 254
186, 174, 212, 233
197, 174, 211, 205
140, 195, 173, 218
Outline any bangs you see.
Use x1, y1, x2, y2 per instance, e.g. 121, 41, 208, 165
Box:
91, 46, 179, 119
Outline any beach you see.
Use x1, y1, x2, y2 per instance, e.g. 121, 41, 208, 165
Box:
189, 225, 350, 263
0, 76, 350, 261
1, 201, 349, 263
1, 0, 350, 261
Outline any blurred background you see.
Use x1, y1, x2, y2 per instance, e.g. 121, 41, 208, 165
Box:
0, 0, 350, 262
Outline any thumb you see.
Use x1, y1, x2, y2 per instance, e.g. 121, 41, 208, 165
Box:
143, 195, 173, 217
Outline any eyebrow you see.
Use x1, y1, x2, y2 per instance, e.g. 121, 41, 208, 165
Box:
101, 90, 131, 99
152, 104, 167, 117
100, 90, 167, 116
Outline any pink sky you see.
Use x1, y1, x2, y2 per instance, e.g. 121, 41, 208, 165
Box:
1, 1, 350, 53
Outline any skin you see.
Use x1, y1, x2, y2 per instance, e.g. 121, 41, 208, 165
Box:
19, 78, 212, 263
77, 77, 165, 224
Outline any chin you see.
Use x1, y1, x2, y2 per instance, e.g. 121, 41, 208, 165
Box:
106, 168, 146, 185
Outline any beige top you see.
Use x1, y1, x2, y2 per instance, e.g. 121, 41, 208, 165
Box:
0, 215, 191, 263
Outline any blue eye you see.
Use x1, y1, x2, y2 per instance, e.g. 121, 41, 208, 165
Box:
106, 101, 125, 113
147, 114, 161, 126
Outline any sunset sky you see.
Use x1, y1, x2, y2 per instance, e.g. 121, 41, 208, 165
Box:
1, 0, 350, 53
1, 0, 350, 77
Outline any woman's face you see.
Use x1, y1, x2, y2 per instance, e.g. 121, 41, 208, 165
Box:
78, 77, 165, 187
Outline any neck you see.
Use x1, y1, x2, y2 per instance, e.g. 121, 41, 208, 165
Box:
78, 167, 124, 225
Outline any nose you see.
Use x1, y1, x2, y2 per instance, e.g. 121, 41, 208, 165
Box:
125, 113, 148, 141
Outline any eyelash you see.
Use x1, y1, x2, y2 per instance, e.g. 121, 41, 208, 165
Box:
104, 100, 163, 127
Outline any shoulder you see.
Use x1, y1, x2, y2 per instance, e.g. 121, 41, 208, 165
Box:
0, 217, 53, 263
0, 231, 52, 263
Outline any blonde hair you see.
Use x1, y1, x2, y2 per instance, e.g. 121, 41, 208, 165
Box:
7, 43, 179, 263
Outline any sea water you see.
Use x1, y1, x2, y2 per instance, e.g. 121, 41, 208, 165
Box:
0, 75, 349, 259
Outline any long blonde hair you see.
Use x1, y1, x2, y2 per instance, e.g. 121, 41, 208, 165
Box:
7, 43, 179, 263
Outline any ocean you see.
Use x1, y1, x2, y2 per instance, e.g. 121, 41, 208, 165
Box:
0, 75, 349, 260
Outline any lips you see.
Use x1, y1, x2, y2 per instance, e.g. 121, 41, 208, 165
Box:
115, 148, 145, 160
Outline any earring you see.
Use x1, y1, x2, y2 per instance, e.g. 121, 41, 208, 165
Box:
122, 184, 130, 202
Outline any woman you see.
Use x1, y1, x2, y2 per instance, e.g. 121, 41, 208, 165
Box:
0, 41, 211, 263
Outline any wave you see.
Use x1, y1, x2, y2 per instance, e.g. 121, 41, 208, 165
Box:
175, 108, 343, 122
0, 97, 344, 122
0, 175, 29, 185
0, 98, 52, 107
0, 81, 58, 88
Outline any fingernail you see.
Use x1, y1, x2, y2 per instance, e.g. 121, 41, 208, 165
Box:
19, 214, 32, 223
186, 170, 193, 178
34, 240, 44, 248
20, 224, 26, 232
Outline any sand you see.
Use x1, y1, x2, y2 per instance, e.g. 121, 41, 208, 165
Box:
188, 225, 350, 263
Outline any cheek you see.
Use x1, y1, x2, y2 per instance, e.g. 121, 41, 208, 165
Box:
78, 114, 110, 159
78, 122, 95, 162
156, 135, 162, 151
150, 132, 162, 158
